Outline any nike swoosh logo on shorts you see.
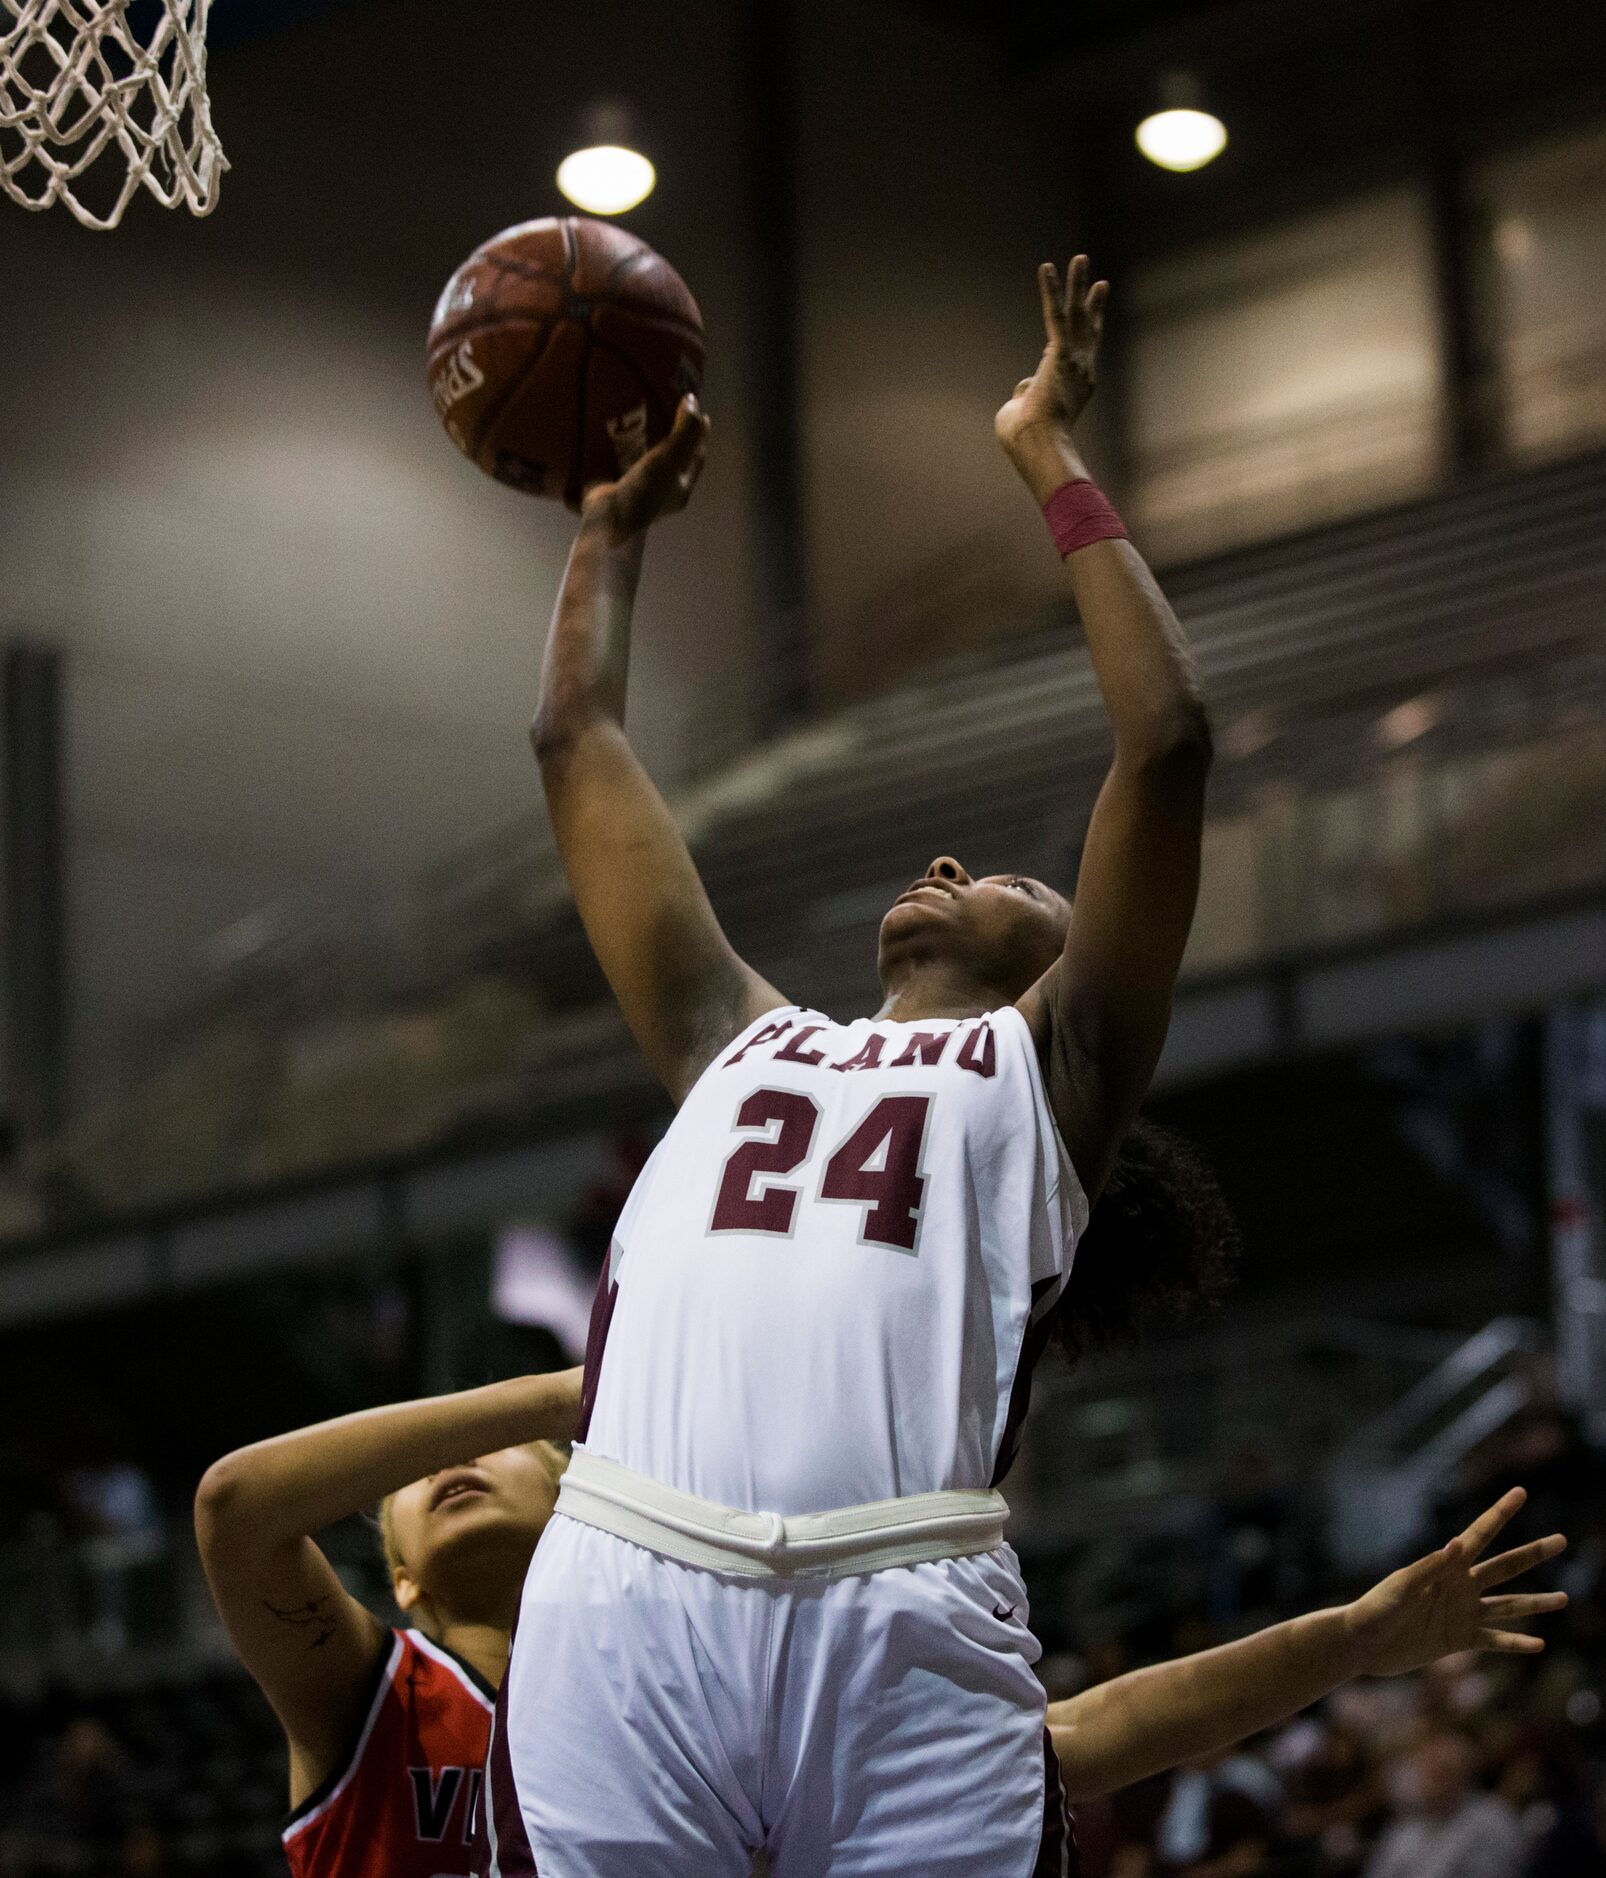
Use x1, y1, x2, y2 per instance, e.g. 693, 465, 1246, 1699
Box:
992, 1603, 1016, 1622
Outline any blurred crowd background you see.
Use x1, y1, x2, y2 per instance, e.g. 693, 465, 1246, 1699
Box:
3, 1376, 1603, 1874
2, 0, 1606, 1872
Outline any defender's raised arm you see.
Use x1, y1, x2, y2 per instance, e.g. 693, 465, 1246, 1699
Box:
1007, 258, 1212, 1202
195, 1369, 581, 1804
532, 397, 785, 1103
1049, 1488, 1567, 1802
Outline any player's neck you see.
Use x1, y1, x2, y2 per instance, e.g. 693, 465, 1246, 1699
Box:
875, 960, 1007, 1024
434, 1619, 511, 1691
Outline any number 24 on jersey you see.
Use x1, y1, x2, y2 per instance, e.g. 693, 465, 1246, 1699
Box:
710, 1091, 932, 1254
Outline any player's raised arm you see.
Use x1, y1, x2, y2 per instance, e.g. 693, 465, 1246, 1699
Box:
194, 1368, 582, 1803
532, 397, 786, 1104
1050, 1488, 1567, 1802
1006, 258, 1212, 1203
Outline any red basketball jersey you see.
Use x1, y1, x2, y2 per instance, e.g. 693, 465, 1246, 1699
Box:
282, 1628, 493, 1878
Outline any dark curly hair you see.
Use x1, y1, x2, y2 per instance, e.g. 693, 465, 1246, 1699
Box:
1052, 1116, 1242, 1358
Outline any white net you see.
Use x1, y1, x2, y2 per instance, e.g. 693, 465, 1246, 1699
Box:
0, 0, 225, 229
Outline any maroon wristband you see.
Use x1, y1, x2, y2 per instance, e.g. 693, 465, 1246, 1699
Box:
1044, 478, 1128, 557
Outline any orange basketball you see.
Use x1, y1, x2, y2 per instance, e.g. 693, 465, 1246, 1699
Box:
426, 217, 705, 505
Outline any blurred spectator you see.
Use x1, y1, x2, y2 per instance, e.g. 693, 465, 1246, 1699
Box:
1362, 1731, 1524, 1878
1204, 1449, 1291, 1622
1498, 1727, 1601, 1877
1278, 1716, 1386, 1875
119, 1822, 171, 1878
58, 1461, 167, 1657
1155, 1744, 1284, 1874
16, 1715, 137, 1871
1094, 1770, 1173, 1878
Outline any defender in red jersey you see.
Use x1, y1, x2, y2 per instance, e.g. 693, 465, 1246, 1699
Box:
196, 1368, 582, 1878
283, 1626, 492, 1878
195, 1370, 1564, 1878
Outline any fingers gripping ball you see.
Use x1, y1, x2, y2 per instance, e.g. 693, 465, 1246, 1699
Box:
426, 217, 705, 504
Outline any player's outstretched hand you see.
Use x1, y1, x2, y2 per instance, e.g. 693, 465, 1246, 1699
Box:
1341, 1487, 1567, 1679
581, 395, 709, 543
996, 255, 1108, 460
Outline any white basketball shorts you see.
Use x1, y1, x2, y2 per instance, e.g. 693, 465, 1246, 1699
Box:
479, 1513, 1074, 1877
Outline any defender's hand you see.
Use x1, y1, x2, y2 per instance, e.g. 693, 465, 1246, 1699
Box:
581, 395, 709, 544
996, 255, 1108, 464
1341, 1487, 1567, 1679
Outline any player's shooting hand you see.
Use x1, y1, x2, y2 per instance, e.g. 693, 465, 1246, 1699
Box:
581, 395, 709, 544
1341, 1487, 1567, 1679
996, 255, 1107, 465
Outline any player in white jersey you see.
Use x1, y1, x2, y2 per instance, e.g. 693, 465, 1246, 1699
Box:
484, 256, 1212, 1877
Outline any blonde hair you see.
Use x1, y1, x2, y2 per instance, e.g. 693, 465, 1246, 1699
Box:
378, 1439, 569, 1582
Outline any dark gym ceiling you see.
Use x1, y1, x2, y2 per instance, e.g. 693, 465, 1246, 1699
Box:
894, 0, 1606, 267
901, 0, 1606, 110
900, 0, 1227, 68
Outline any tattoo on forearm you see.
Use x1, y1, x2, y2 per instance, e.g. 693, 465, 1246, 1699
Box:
263, 1596, 337, 1649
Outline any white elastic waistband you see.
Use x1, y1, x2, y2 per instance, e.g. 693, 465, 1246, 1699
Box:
555, 1446, 1009, 1580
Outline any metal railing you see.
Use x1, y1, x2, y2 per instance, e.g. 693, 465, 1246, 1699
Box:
1327, 1315, 1547, 1570
1006, 1314, 1464, 1553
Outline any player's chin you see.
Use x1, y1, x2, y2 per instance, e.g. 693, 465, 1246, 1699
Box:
425, 1491, 511, 1544
879, 896, 951, 946
878, 902, 940, 977
433, 1510, 541, 1580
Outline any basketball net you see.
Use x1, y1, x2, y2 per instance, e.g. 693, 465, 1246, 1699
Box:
0, 0, 225, 229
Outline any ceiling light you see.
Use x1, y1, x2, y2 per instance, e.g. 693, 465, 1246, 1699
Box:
1136, 74, 1226, 173
557, 100, 655, 215
557, 145, 655, 215
1136, 108, 1227, 172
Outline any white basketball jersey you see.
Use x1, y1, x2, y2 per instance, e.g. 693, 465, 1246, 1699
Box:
579, 1004, 1087, 1515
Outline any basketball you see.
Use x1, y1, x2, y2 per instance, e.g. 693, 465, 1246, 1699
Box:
426, 216, 705, 505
